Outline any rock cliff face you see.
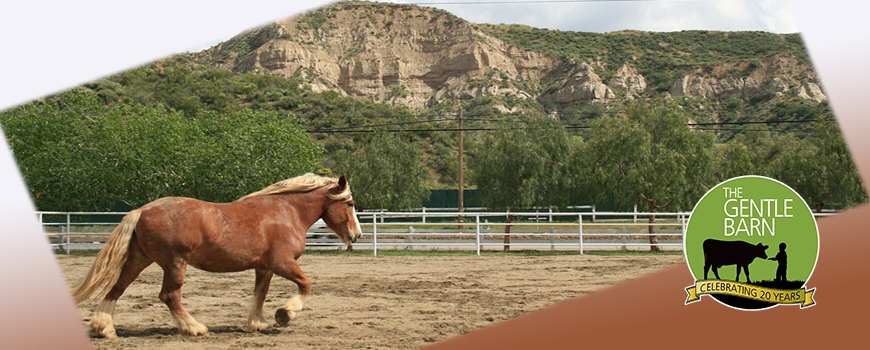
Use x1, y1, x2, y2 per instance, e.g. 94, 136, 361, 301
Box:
196, 3, 826, 113
201, 4, 560, 111
668, 55, 826, 102
609, 63, 647, 98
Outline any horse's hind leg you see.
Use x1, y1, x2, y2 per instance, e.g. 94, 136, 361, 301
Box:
247, 269, 273, 332
90, 241, 153, 339
158, 261, 208, 336
270, 259, 311, 327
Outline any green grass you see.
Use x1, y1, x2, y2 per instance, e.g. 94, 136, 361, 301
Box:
53, 249, 102, 256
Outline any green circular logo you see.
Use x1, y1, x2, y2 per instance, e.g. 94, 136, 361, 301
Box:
684, 175, 818, 310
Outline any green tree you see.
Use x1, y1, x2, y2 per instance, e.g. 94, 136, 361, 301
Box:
765, 120, 868, 212
88, 104, 205, 207
190, 109, 324, 203
0, 88, 107, 210
0, 89, 323, 210
468, 114, 574, 251
333, 131, 430, 211
715, 140, 756, 181
581, 99, 719, 251
806, 120, 868, 211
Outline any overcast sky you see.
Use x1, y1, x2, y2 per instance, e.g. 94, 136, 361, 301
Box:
373, 0, 800, 34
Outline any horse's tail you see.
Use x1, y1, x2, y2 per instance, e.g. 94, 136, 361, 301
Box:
70, 209, 142, 304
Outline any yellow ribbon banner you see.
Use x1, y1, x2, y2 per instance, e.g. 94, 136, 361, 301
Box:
685, 280, 815, 308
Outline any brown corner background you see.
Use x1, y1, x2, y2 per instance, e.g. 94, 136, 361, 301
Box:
0, 1, 866, 349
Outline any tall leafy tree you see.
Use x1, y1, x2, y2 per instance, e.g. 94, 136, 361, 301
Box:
89, 103, 205, 207
469, 114, 574, 251
765, 119, 868, 212
581, 99, 719, 251
715, 140, 756, 181
0, 89, 108, 210
0, 88, 323, 210
333, 131, 430, 211
190, 109, 324, 203
805, 119, 868, 211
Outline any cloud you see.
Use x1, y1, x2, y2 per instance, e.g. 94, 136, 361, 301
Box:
754, 0, 800, 33
381, 0, 800, 33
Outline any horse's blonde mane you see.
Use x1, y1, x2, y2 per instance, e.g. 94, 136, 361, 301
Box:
237, 173, 352, 201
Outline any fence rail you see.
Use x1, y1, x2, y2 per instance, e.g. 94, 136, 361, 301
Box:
38, 209, 837, 255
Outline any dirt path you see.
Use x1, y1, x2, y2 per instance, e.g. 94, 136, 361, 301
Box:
57, 253, 683, 350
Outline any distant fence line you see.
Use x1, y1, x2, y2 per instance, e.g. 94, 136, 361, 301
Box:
38, 209, 837, 255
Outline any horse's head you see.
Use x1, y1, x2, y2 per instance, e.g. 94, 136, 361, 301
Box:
322, 175, 362, 245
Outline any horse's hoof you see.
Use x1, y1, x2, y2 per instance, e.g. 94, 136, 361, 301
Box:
181, 328, 209, 336
92, 330, 117, 339
90, 324, 117, 339
275, 309, 292, 327
247, 320, 271, 332
180, 323, 209, 336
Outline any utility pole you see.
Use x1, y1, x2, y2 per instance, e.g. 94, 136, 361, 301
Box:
458, 102, 464, 230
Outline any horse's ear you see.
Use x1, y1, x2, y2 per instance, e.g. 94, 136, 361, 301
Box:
338, 175, 348, 190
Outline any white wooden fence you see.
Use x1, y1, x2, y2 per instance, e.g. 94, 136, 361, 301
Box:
38, 210, 837, 255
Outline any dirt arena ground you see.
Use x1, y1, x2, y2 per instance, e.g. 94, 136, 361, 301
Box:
57, 252, 683, 350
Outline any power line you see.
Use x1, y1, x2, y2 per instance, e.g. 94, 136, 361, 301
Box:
310, 127, 499, 133
687, 119, 837, 126
692, 127, 788, 132
307, 116, 837, 134
312, 118, 454, 132
308, 125, 803, 134
308, 115, 510, 133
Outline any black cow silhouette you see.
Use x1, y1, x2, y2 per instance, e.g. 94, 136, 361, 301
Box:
703, 239, 769, 283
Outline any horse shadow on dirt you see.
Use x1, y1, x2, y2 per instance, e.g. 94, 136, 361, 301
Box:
101, 325, 286, 338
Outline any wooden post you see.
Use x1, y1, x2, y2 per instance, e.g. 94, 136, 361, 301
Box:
457, 102, 465, 230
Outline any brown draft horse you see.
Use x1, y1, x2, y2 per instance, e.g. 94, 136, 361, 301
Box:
69, 173, 362, 338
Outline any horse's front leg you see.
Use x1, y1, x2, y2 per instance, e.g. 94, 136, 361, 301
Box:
247, 269, 273, 332
270, 258, 311, 327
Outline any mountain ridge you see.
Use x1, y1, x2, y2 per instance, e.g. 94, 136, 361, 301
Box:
189, 1, 824, 117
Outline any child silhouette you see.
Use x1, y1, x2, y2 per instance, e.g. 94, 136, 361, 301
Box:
768, 242, 787, 282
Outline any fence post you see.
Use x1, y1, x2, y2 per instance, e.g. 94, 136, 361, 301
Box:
592, 205, 596, 223
408, 226, 414, 251
620, 226, 627, 252
422, 207, 426, 224
373, 213, 378, 257
476, 214, 481, 256
578, 214, 584, 255
65, 213, 71, 254
633, 204, 637, 223
681, 212, 687, 241
550, 227, 556, 251
38, 212, 44, 248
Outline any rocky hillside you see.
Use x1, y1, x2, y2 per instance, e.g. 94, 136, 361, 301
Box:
192, 1, 826, 117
